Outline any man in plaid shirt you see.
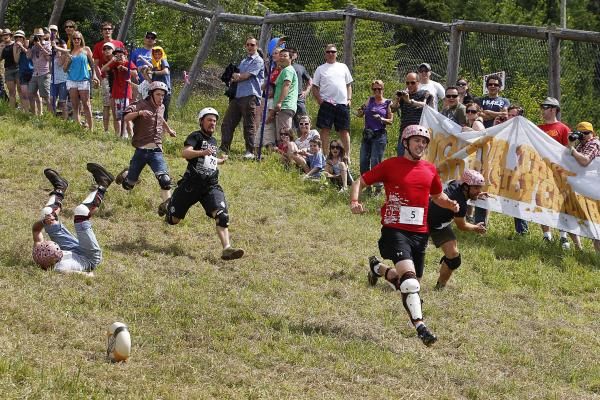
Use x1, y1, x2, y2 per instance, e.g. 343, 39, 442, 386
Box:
569, 121, 600, 253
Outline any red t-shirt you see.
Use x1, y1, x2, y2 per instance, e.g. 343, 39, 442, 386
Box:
538, 121, 570, 146
92, 39, 125, 67
110, 60, 136, 99
362, 157, 442, 233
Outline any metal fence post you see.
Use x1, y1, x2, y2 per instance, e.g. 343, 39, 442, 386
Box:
177, 7, 222, 108
548, 31, 561, 102
258, 11, 272, 54
118, 0, 138, 42
446, 22, 462, 86
343, 4, 356, 72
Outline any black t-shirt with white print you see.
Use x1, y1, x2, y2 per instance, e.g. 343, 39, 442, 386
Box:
183, 129, 219, 185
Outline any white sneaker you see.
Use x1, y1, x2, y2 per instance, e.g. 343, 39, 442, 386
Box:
243, 152, 255, 160
560, 237, 571, 250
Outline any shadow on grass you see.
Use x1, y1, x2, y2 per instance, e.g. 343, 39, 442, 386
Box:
107, 236, 196, 260
459, 228, 600, 271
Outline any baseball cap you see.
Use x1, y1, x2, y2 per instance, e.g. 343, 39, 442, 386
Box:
418, 63, 431, 71
576, 121, 594, 133
540, 97, 560, 108
102, 42, 115, 50
145, 31, 157, 39
113, 47, 126, 53
49, 24, 59, 31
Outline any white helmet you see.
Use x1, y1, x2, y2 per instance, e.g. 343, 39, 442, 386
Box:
148, 81, 168, 94
106, 322, 131, 362
197, 107, 219, 121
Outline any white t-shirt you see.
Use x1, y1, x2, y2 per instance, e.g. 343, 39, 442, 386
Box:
295, 129, 320, 151
419, 80, 445, 111
313, 62, 353, 105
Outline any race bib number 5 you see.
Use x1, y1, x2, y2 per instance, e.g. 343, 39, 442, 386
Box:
399, 206, 424, 225
203, 155, 218, 171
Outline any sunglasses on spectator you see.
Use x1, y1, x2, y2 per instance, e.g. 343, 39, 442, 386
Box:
466, 109, 478, 114
102, 27, 113, 31
146, 35, 156, 40
540, 105, 555, 110
245, 43, 256, 47
582, 131, 593, 135
372, 87, 383, 91
418, 68, 429, 73
103, 46, 112, 50
299, 122, 310, 126
446, 94, 458, 98
65, 25, 75, 29
325, 50, 337, 54
405, 81, 417, 85
487, 83, 500, 87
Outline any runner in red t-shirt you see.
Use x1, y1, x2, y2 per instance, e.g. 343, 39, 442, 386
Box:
349, 124, 459, 346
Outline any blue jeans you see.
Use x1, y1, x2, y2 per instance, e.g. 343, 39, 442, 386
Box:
514, 218, 528, 234
126, 148, 169, 185
45, 220, 101, 271
360, 132, 387, 176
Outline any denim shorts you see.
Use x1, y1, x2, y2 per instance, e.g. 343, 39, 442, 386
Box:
50, 81, 68, 101
126, 148, 169, 184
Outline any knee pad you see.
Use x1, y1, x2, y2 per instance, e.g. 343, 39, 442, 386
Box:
399, 275, 422, 322
156, 173, 172, 190
122, 180, 135, 190
74, 204, 91, 217
441, 254, 461, 270
215, 209, 229, 228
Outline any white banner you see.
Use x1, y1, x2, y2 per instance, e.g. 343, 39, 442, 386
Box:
420, 107, 600, 240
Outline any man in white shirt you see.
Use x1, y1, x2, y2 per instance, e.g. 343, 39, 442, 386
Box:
312, 44, 353, 155
417, 63, 445, 111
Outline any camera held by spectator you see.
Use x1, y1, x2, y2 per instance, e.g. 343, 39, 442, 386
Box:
568, 131, 585, 142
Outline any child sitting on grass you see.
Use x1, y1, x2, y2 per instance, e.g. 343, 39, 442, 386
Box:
276, 128, 298, 167
296, 138, 325, 180
323, 139, 349, 192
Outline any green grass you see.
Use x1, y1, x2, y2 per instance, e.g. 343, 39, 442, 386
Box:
0, 97, 599, 399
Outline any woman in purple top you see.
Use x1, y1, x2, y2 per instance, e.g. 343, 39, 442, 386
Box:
357, 79, 393, 194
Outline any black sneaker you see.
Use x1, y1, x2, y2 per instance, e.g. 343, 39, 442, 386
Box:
86, 163, 114, 188
115, 167, 129, 185
367, 256, 382, 286
221, 247, 244, 260
158, 198, 170, 217
44, 168, 69, 193
416, 325, 437, 347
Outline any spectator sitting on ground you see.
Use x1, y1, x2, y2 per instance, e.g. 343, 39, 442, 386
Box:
324, 139, 350, 192
276, 128, 298, 167
297, 138, 326, 180
294, 114, 320, 157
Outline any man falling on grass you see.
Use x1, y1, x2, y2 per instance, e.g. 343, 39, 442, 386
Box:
158, 107, 244, 260
31, 163, 114, 275
350, 125, 459, 346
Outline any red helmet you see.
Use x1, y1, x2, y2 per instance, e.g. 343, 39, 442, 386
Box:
32, 241, 63, 270
461, 169, 485, 186
402, 125, 431, 143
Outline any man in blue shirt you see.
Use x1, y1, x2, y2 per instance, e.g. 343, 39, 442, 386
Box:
130, 31, 157, 84
219, 36, 265, 159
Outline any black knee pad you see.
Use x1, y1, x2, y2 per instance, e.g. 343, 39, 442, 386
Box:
441, 254, 461, 270
215, 209, 229, 228
122, 180, 134, 190
157, 173, 172, 190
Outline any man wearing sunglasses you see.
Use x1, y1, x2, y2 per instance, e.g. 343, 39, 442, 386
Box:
477, 74, 510, 129
417, 62, 445, 111
131, 31, 157, 85
92, 21, 124, 133
441, 86, 466, 126
391, 72, 432, 156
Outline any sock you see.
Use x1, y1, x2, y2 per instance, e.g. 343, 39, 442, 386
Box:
543, 232, 552, 240
559, 231, 568, 239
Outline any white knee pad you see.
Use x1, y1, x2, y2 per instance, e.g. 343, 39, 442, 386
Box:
74, 204, 91, 217
400, 278, 422, 321
41, 206, 54, 220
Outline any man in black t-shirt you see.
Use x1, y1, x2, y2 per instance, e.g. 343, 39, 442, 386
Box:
158, 107, 244, 260
428, 170, 488, 290
391, 72, 433, 156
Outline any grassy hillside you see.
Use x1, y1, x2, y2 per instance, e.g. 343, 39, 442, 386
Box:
0, 102, 599, 399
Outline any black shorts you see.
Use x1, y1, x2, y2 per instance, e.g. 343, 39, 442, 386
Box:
378, 226, 429, 278
316, 102, 350, 131
430, 225, 456, 248
168, 178, 227, 220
